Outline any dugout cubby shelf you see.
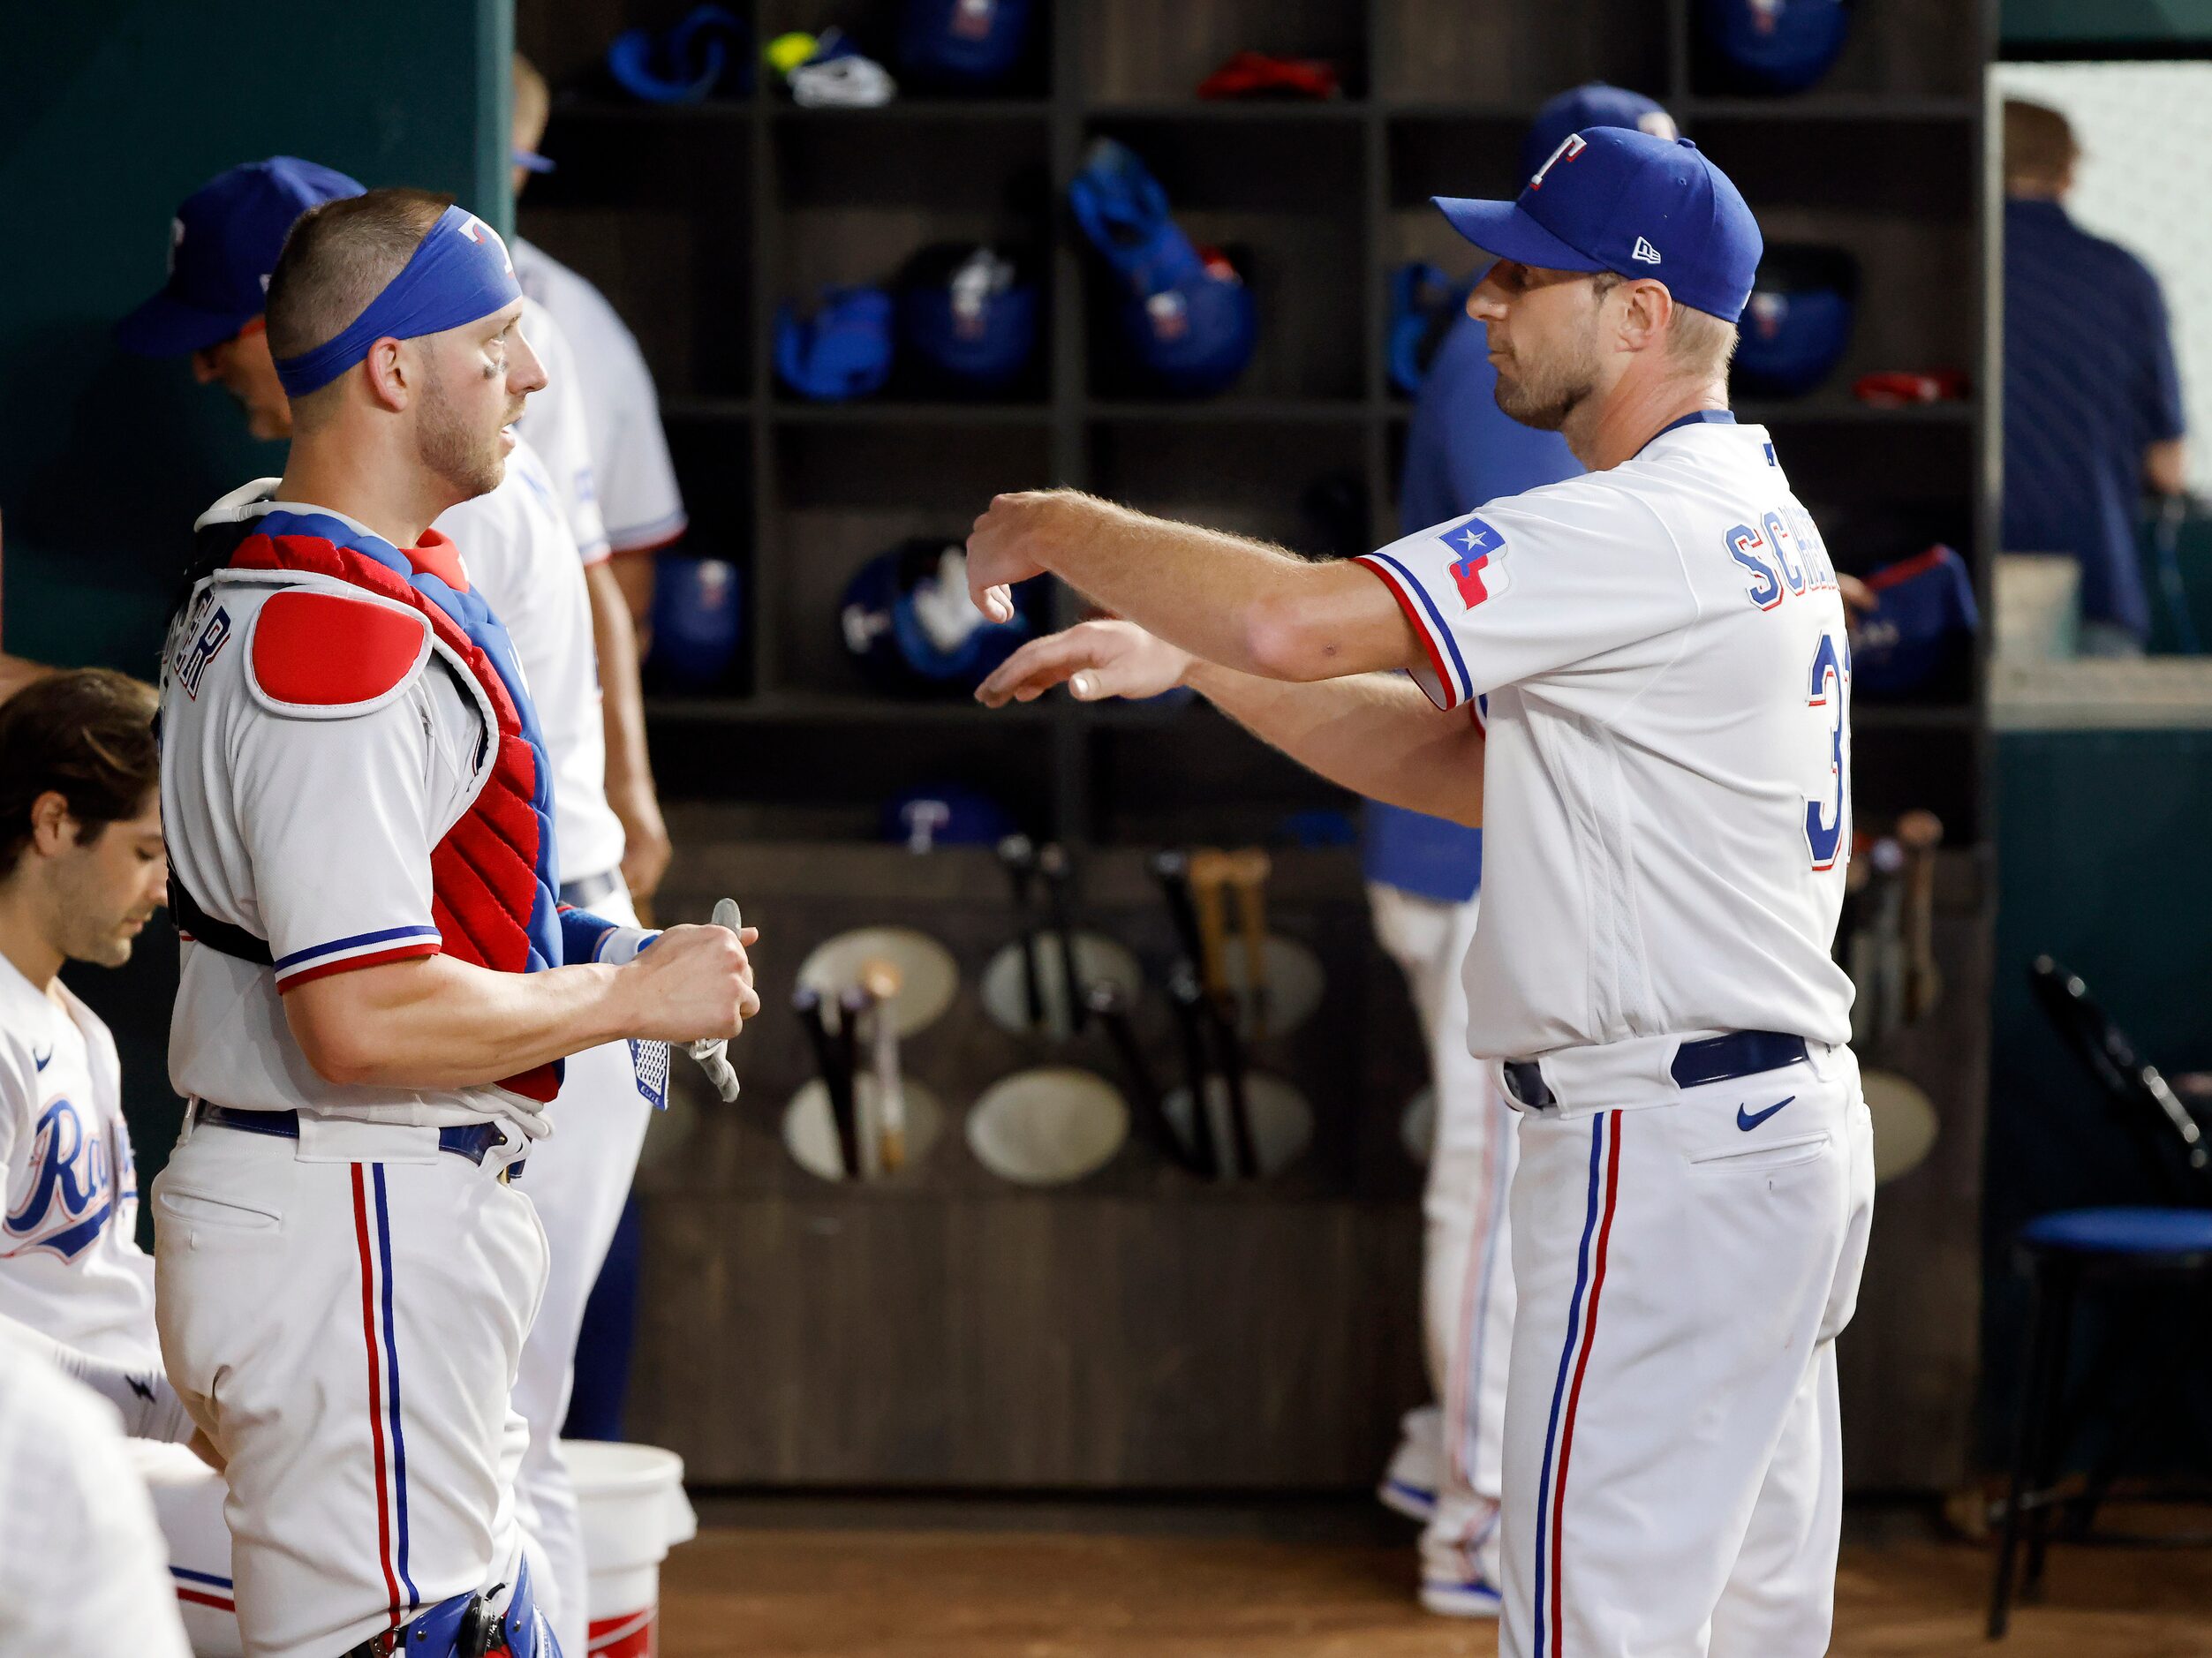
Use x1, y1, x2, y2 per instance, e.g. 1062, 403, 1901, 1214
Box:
520, 0, 1999, 1495
520, 0, 1998, 850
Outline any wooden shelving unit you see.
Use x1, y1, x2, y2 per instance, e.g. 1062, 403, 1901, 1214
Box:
519, 0, 1997, 1492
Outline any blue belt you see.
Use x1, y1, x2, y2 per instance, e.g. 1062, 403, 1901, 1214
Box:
196, 1104, 522, 1179
1502, 1030, 1810, 1111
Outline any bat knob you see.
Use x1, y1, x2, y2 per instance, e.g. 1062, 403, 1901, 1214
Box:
1897, 810, 1944, 852
710, 897, 743, 932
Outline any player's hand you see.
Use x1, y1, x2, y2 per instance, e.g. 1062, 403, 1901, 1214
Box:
620, 919, 761, 1043
975, 619, 1193, 708
967, 488, 1093, 624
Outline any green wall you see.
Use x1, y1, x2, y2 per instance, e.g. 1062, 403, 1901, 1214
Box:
0, 0, 510, 675
2003, 0, 2212, 43
1982, 728, 2212, 1467
0, 0, 510, 1219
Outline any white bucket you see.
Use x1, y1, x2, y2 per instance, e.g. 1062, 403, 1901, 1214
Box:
563, 1440, 698, 1657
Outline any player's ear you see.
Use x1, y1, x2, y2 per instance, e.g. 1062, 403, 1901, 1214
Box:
1618, 280, 1672, 353
26, 790, 74, 856
362, 337, 413, 413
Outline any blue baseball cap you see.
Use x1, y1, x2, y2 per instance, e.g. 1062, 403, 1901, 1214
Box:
1435, 127, 1762, 323
114, 157, 365, 356
1520, 83, 1675, 179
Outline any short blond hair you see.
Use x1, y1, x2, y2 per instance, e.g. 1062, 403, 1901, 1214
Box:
513, 53, 551, 156
2004, 100, 2078, 194
1593, 271, 1739, 377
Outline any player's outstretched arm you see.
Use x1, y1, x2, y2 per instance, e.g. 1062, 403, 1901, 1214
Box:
977, 620, 1483, 826
283, 920, 759, 1090
966, 490, 1424, 685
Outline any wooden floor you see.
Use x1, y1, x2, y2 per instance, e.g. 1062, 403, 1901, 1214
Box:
659, 1504, 2212, 1657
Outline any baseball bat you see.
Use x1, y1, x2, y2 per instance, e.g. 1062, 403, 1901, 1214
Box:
792, 985, 857, 1179
1166, 965, 1221, 1179
998, 833, 1045, 1031
1186, 848, 1233, 1008
1151, 849, 1206, 974
1226, 848, 1272, 1039
1205, 996, 1261, 1180
1866, 838, 1907, 1051
859, 958, 906, 1172
837, 984, 875, 1178
1089, 980, 1192, 1172
1038, 841, 1085, 1035
1896, 810, 1944, 1023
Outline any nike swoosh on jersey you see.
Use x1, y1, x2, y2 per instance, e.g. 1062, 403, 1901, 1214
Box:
1737, 1096, 1796, 1132
32, 1048, 50, 1072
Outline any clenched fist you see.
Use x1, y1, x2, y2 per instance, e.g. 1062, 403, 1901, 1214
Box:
618, 917, 760, 1044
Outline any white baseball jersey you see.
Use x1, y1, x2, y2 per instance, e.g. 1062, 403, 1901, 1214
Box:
1355, 413, 1855, 1085
442, 438, 628, 886
160, 488, 551, 1142
0, 1325, 192, 1658
512, 237, 689, 554
513, 295, 611, 566
0, 958, 157, 1368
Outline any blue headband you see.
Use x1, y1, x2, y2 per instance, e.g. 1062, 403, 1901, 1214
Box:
274, 205, 524, 397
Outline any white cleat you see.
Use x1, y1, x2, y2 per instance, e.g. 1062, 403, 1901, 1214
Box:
1420, 1577, 1504, 1619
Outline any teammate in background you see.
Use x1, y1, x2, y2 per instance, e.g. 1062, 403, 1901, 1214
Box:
2001, 99, 2186, 658
0, 1320, 192, 1658
120, 159, 667, 1654
155, 187, 757, 1658
0, 670, 244, 1651
972, 130, 1871, 1656
1370, 81, 1675, 1621
513, 57, 691, 659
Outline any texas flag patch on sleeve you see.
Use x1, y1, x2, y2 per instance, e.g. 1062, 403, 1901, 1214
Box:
1439, 516, 1510, 608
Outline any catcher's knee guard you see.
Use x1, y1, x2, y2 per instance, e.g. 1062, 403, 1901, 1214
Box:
341, 1559, 558, 1658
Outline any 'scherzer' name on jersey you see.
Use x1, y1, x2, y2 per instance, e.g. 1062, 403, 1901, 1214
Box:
1355, 417, 1856, 1076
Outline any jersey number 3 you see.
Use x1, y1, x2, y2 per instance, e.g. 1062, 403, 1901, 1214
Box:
1804, 631, 1851, 870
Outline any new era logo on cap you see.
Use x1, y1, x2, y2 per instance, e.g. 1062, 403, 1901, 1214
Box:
1632, 236, 1662, 264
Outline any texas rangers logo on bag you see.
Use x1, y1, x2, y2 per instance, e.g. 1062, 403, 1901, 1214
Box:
4, 1098, 125, 1262
1529, 132, 1586, 189
1440, 516, 1510, 608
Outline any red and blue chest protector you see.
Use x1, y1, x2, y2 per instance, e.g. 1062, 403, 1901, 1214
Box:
215, 508, 570, 1101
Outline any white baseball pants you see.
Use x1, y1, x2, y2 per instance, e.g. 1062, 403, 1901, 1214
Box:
1370, 884, 1519, 1592
1499, 1044, 1874, 1658
153, 1116, 547, 1658
128, 1439, 242, 1656
511, 882, 655, 1658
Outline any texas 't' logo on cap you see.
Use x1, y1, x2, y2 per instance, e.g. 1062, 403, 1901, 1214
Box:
1528, 132, 1587, 190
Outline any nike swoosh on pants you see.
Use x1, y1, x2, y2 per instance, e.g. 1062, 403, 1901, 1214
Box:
1736, 1096, 1795, 1132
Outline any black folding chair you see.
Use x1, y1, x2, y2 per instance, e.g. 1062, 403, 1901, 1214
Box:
1988, 957, 2212, 1638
